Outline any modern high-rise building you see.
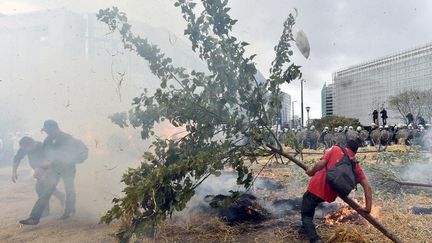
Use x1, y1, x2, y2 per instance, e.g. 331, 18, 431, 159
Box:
333, 43, 432, 125
321, 83, 334, 117
280, 92, 291, 128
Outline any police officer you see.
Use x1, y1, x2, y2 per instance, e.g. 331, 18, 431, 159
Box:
319, 127, 329, 145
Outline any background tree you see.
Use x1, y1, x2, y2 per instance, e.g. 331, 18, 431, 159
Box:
419, 89, 432, 124
310, 115, 361, 131
388, 89, 432, 124
97, 1, 302, 241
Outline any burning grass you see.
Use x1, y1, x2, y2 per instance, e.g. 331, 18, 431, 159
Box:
143, 145, 432, 242
318, 195, 432, 242
324, 204, 363, 225
153, 196, 432, 243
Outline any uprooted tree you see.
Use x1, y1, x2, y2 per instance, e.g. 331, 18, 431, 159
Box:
97, 1, 401, 243
97, 1, 301, 241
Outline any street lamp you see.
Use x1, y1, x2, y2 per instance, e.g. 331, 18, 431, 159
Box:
301, 79, 305, 127
306, 106, 310, 126
292, 100, 297, 128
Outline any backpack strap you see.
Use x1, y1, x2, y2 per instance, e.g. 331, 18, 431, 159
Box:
339, 146, 359, 185
339, 146, 349, 158
325, 145, 347, 170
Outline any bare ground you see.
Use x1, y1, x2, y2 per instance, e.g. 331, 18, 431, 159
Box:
0, 165, 118, 243
1, 146, 432, 242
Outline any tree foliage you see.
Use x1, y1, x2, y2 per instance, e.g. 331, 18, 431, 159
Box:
311, 115, 361, 131
97, 1, 302, 241
388, 89, 432, 124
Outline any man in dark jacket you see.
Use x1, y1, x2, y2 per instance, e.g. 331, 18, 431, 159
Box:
380, 108, 388, 126
417, 116, 426, 127
406, 113, 414, 125
19, 120, 88, 225
301, 140, 373, 243
372, 110, 379, 125
12, 137, 65, 217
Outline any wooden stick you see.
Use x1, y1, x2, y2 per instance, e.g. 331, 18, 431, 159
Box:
267, 145, 308, 171
398, 181, 432, 188
341, 196, 402, 243
267, 144, 403, 243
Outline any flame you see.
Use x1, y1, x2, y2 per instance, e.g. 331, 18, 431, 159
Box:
325, 204, 362, 225
370, 205, 382, 220
325, 203, 383, 226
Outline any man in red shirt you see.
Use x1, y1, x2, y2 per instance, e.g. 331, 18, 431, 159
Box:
302, 139, 372, 243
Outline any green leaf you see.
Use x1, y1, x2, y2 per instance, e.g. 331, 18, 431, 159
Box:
98, 4, 301, 242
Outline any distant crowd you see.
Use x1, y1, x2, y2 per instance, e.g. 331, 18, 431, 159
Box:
282, 122, 431, 151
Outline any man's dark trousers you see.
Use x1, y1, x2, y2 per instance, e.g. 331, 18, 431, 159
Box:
301, 191, 324, 242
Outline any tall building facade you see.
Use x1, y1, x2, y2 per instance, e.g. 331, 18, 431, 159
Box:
321, 83, 334, 117
280, 92, 291, 128
333, 43, 432, 125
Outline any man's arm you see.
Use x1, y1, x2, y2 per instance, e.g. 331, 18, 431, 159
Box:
12, 148, 26, 183
306, 158, 327, 176
359, 178, 373, 213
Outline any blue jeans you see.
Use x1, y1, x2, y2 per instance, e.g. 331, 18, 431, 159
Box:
35, 176, 64, 216
30, 164, 76, 220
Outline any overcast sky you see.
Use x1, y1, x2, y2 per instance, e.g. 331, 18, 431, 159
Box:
1, 0, 432, 119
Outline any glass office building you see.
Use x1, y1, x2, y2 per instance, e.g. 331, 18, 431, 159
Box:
280, 92, 291, 128
333, 43, 432, 125
321, 83, 334, 117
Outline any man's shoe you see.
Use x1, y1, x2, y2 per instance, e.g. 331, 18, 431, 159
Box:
19, 218, 39, 225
